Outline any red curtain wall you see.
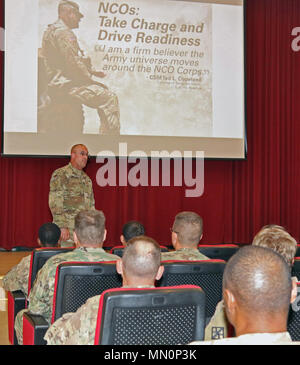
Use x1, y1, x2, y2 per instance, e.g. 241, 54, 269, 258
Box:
0, 0, 300, 249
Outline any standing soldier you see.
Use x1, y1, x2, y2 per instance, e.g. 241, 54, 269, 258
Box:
39, 0, 120, 134
49, 144, 95, 247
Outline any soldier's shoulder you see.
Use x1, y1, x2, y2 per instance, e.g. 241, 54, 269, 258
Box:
82, 170, 93, 182
51, 164, 70, 178
55, 26, 78, 45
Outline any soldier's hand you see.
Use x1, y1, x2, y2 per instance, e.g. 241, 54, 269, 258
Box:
60, 228, 70, 242
92, 71, 106, 78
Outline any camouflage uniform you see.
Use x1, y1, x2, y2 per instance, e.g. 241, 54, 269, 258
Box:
204, 276, 299, 341
49, 162, 95, 246
2, 255, 31, 298
45, 285, 154, 345
190, 332, 299, 345
204, 299, 229, 341
41, 18, 120, 134
14, 247, 119, 345
161, 247, 209, 261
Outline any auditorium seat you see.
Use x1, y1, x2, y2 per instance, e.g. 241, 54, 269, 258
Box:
23, 261, 122, 345
158, 260, 226, 322
94, 285, 206, 345
7, 246, 74, 345
11, 247, 34, 252
287, 282, 300, 341
198, 244, 239, 261
292, 258, 300, 281
110, 245, 169, 258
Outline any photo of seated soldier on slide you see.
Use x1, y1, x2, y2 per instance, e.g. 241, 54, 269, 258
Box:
38, 0, 120, 135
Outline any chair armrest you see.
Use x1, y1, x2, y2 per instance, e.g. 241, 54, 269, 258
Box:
7, 290, 26, 344
23, 312, 49, 345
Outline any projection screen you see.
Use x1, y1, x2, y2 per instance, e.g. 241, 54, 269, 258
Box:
2, 0, 246, 158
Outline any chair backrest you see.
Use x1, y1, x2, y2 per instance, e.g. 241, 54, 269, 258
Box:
288, 282, 300, 341
110, 245, 169, 258
28, 247, 74, 294
198, 244, 239, 261
292, 258, 300, 281
158, 260, 226, 319
51, 261, 122, 323
94, 285, 206, 345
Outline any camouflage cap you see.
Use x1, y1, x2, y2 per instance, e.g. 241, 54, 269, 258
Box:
59, 0, 84, 18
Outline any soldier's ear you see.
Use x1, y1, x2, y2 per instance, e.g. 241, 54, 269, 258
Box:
223, 288, 237, 325
116, 259, 123, 275
103, 229, 107, 242
291, 280, 298, 304
155, 265, 164, 281
73, 231, 79, 247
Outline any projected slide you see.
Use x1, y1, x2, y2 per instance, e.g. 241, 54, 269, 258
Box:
3, 0, 245, 158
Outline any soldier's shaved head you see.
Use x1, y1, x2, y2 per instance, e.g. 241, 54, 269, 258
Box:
172, 211, 203, 247
74, 210, 106, 246
122, 236, 162, 281
223, 246, 292, 316
71, 144, 87, 154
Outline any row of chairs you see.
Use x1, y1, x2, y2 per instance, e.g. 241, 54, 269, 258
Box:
7, 246, 300, 345
24, 284, 207, 345
8, 247, 226, 345
110, 244, 240, 262
4, 243, 300, 257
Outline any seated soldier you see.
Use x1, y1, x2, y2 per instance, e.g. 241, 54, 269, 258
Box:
204, 225, 298, 341
161, 211, 209, 261
14, 209, 120, 344
44, 235, 164, 345
190, 245, 298, 345
120, 220, 145, 246
2, 222, 61, 298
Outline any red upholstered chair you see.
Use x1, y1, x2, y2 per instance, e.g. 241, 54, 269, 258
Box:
110, 245, 169, 258
7, 246, 74, 345
23, 261, 122, 345
158, 260, 226, 322
288, 282, 300, 341
94, 285, 206, 345
198, 244, 239, 261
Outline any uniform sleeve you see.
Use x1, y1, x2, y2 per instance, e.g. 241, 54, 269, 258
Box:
88, 178, 95, 209
2, 255, 31, 297
27, 258, 59, 324
56, 30, 92, 83
204, 299, 228, 341
45, 295, 100, 345
49, 170, 67, 229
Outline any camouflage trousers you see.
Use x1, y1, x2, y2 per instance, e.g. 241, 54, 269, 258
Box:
69, 83, 120, 135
